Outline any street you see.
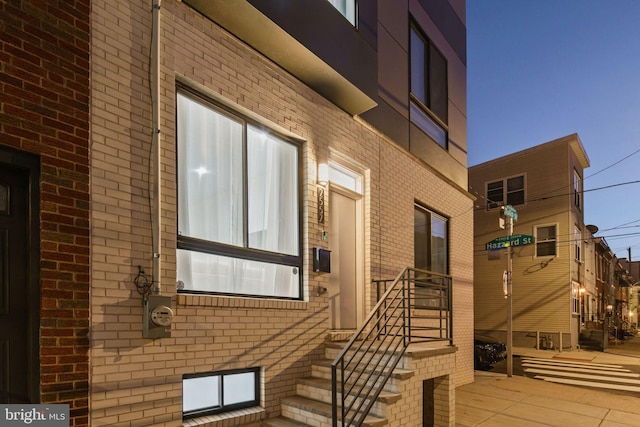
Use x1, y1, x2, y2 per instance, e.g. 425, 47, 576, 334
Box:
484, 335, 640, 397
489, 356, 640, 397
458, 338, 640, 426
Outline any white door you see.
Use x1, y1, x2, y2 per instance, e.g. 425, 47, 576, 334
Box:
327, 160, 364, 330
329, 189, 357, 329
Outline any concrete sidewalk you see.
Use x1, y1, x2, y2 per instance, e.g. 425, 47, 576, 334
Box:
456, 342, 640, 426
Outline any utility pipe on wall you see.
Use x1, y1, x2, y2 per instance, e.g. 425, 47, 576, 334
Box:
151, 0, 162, 294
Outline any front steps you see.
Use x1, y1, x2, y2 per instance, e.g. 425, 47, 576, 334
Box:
265, 341, 413, 427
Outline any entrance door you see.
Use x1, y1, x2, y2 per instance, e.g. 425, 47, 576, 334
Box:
328, 161, 363, 330
0, 156, 39, 403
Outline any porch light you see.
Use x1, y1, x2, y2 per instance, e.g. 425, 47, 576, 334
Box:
317, 163, 328, 186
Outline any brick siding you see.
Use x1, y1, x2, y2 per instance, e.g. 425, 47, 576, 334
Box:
89, 0, 473, 425
0, 0, 91, 425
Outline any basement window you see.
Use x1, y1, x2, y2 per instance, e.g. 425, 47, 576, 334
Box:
183, 368, 260, 419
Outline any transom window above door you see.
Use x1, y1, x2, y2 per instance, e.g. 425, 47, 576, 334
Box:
328, 159, 362, 194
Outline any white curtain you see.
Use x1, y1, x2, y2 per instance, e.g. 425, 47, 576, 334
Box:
327, 0, 356, 25
176, 94, 299, 298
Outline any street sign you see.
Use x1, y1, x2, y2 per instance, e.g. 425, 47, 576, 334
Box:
503, 205, 518, 221
485, 234, 534, 250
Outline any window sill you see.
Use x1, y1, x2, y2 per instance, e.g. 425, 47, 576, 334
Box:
183, 407, 265, 427
177, 294, 308, 311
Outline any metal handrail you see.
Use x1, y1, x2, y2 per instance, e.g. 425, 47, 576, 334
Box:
331, 268, 452, 426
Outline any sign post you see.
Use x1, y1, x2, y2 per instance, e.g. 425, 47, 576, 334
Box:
505, 215, 513, 377
499, 205, 516, 377
487, 206, 534, 377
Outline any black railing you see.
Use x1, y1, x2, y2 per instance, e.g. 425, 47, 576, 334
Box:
331, 268, 453, 426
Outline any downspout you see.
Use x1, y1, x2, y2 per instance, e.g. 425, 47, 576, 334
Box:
151, 0, 162, 294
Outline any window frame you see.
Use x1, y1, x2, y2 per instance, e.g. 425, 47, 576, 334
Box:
573, 169, 582, 210
413, 203, 449, 310
486, 174, 526, 210
409, 21, 449, 149
326, 0, 357, 26
571, 282, 580, 315
176, 86, 303, 300
574, 226, 582, 262
183, 367, 261, 419
534, 223, 558, 258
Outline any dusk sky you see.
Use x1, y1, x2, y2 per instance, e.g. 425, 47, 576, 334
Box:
467, 0, 640, 261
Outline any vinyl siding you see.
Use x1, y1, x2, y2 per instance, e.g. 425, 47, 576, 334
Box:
471, 135, 587, 341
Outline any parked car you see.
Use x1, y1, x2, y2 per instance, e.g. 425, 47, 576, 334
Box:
474, 334, 507, 370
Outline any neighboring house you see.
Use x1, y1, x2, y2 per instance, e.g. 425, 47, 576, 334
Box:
614, 259, 633, 336
0, 0, 91, 420
582, 234, 618, 350
620, 259, 640, 327
2, 1, 471, 424
470, 134, 589, 351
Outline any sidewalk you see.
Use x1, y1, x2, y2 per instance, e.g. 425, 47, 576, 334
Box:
456, 339, 640, 426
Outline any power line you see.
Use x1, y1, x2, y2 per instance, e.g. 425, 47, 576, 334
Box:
470, 179, 640, 212
585, 147, 640, 179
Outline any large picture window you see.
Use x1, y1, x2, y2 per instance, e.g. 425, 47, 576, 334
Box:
410, 23, 448, 149
176, 89, 301, 299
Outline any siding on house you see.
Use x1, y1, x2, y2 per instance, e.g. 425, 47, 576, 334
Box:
471, 134, 590, 349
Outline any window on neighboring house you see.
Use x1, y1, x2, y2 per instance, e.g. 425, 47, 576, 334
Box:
176, 89, 302, 299
183, 368, 260, 419
414, 204, 448, 309
410, 23, 448, 149
486, 175, 525, 210
535, 224, 557, 257
327, 0, 356, 26
573, 169, 582, 210
574, 227, 582, 262
571, 282, 579, 315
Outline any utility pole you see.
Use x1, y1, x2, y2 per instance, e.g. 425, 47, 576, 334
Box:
500, 205, 517, 377
506, 215, 513, 377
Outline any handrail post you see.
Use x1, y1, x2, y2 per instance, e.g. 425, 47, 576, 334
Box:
331, 268, 453, 426
331, 364, 337, 427
448, 276, 453, 345
404, 270, 410, 346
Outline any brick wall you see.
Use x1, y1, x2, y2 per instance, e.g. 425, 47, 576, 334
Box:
89, 0, 473, 425
0, 0, 90, 425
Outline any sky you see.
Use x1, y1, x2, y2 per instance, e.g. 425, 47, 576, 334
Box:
466, 0, 640, 261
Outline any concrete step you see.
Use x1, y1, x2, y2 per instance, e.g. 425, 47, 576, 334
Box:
280, 395, 388, 427
297, 376, 401, 417
263, 416, 310, 427
311, 358, 413, 392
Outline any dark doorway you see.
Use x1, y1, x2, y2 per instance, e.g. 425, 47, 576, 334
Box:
423, 378, 434, 426
0, 149, 40, 403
